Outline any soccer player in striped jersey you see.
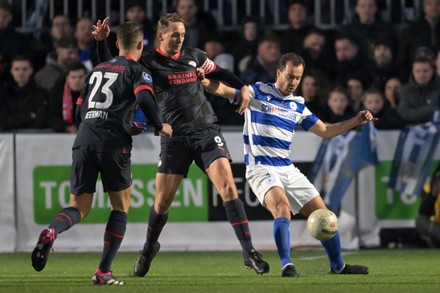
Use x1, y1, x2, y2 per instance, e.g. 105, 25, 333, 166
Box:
31, 21, 172, 285
93, 13, 269, 276
200, 53, 374, 277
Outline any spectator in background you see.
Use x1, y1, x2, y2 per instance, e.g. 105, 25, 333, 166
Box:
0, 55, 48, 131
125, 0, 155, 50
74, 17, 97, 72
333, 33, 372, 87
0, 0, 30, 83
416, 163, 440, 248
340, 0, 397, 58
345, 74, 366, 111
383, 76, 402, 109
362, 88, 406, 130
35, 36, 79, 92
368, 39, 403, 90
300, 28, 335, 79
318, 86, 355, 123
203, 35, 240, 125
240, 32, 281, 85
296, 70, 328, 115
203, 35, 234, 72
230, 16, 260, 74
280, 0, 315, 54
175, 0, 218, 48
397, 56, 440, 124
32, 15, 73, 72
397, 0, 440, 80
47, 62, 86, 133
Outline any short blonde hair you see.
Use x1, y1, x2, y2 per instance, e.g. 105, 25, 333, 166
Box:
157, 13, 185, 33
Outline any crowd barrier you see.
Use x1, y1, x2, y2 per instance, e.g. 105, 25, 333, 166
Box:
0, 131, 437, 252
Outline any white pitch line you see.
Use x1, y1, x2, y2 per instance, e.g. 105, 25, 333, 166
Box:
299, 251, 355, 261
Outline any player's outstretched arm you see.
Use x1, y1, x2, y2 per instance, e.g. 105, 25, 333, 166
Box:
205, 66, 249, 114
310, 110, 377, 138
92, 17, 110, 41
201, 78, 236, 100
93, 17, 113, 62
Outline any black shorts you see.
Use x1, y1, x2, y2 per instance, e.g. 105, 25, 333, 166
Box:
70, 148, 132, 194
157, 124, 232, 176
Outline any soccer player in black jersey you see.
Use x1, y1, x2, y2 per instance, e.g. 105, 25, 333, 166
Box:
31, 21, 172, 285
93, 13, 270, 276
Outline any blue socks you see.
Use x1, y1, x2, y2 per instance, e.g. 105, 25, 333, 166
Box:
321, 231, 344, 271
273, 217, 292, 268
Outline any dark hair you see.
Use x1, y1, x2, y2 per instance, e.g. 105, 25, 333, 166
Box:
258, 32, 280, 46
277, 53, 306, 71
56, 36, 78, 49
116, 21, 144, 49
157, 13, 184, 32
413, 55, 435, 70
66, 61, 87, 73
11, 55, 33, 65
125, 0, 145, 12
362, 87, 384, 101
0, 0, 11, 12
328, 85, 350, 102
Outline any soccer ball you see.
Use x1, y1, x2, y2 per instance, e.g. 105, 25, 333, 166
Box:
306, 209, 339, 241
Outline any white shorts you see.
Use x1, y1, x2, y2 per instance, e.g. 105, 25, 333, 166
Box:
245, 164, 319, 215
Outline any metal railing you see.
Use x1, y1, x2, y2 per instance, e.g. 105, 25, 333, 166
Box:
11, 0, 423, 32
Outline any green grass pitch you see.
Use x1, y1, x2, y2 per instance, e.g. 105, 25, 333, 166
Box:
1, 249, 440, 293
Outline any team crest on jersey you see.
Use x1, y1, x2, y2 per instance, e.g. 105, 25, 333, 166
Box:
188, 61, 197, 67
287, 101, 297, 111
110, 58, 117, 63
142, 72, 152, 82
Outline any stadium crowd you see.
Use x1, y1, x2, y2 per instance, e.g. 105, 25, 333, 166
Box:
0, 0, 439, 133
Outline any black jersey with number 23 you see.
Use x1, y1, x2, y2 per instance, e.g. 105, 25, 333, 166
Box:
73, 56, 154, 152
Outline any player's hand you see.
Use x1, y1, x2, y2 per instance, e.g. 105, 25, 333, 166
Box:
130, 122, 147, 135
92, 17, 110, 41
236, 85, 250, 115
196, 68, 205, 80
158, 123, 172, 137
357, 110, 378, 124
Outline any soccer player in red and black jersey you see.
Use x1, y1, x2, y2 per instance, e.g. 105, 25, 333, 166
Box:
93, 13, 270, 276
31, 21, 172, 285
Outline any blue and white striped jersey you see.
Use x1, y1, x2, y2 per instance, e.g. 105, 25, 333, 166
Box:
244, 82, 319, 167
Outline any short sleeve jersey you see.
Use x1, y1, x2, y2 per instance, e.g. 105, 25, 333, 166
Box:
73, 56, 154, 152
243, 82, 319, 167
140, 47, 217, 132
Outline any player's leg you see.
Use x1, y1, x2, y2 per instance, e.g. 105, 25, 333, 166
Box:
134, 135, 190, 277
263, 187, 298, 277
31, 193, 92, 272
32, 148, 97, 272
206, 157, 269, 274
92, 187, 131, 286
132, 173, 183, 277
197, 125, 268, 274
300, 196, 368, 275
91, 151, 132, 285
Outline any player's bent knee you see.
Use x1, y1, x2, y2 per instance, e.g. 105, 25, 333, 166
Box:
272, 203, 291, 219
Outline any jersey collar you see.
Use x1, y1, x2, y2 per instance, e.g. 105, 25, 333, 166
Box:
124, 56, 136, 61
155, 47, 181, 60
